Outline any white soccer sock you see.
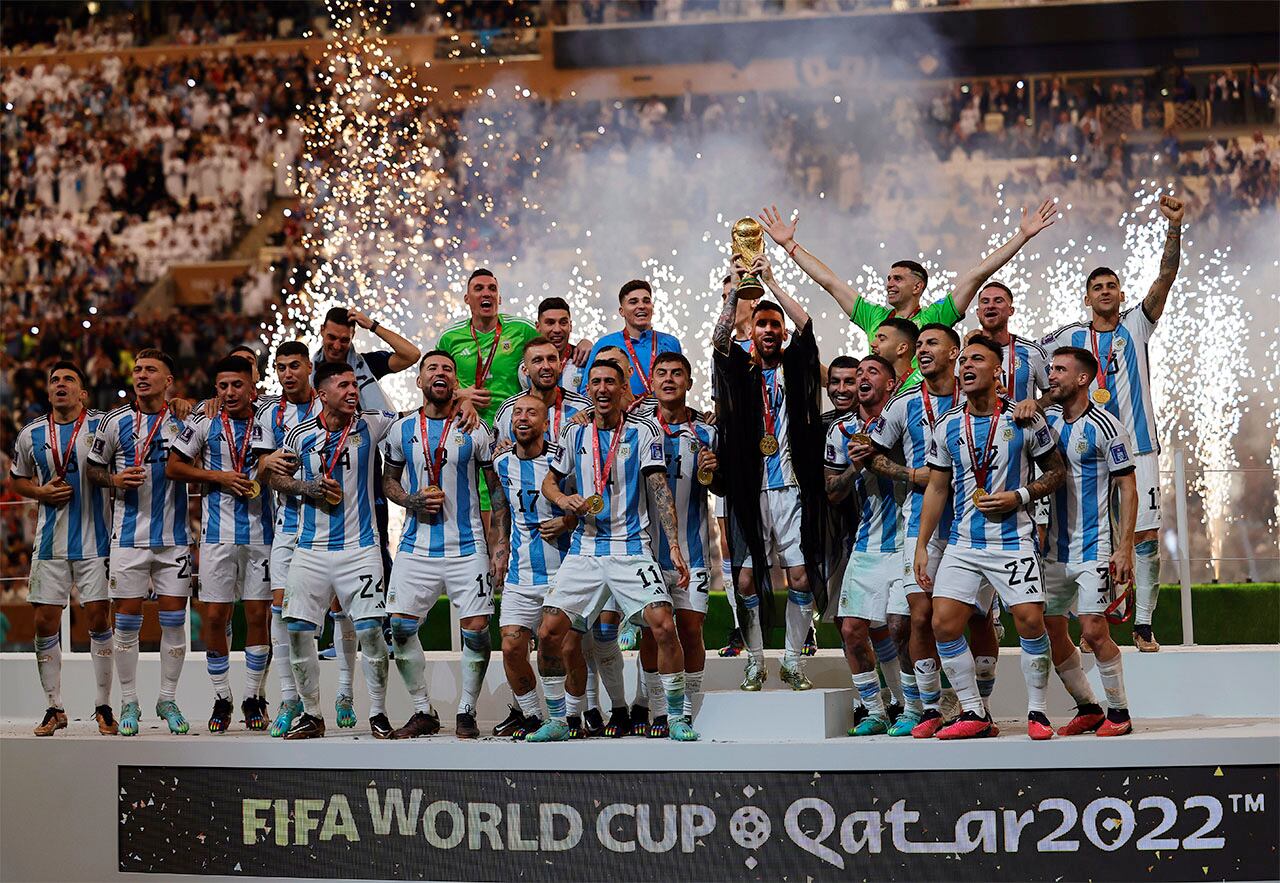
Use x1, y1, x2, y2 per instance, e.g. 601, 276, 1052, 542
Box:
913, 658, 942, 712
206, 651, 232, 700
643, 669, 663, 715
566, 691, 582, 718
1055, 648, 1098, 707
900, 669, 922, 715
852, 670, 886, 717
722, 560, 740, 629
872, 634, 903, 706
590, 622, 626, 709
515, 689, 541, 718
974, 655, 998, 712
114, 613, 142, 706
459, 628, 491, 717
583, 632, 601, 711
244, 645, 270, 699
1096, 653, 1129, 711
542, 675, 567, 722
660, 671, 686, 720
783, 590, 813, 665
357, 621, 389, 717
333, 612, 356, 696
1019, 633, 1052, 714
89, 628, 113, 707
682, 669, 704, 720
937, 636, 984, 715
740, 593, 765, 664
157, 609, 187, 703
35, 633, 62, 709
271, 606, 297, 702
288, 624, 322, 717
1134, 540, 1160, 626
390, 617, 431, 713
632, 663, 649, 709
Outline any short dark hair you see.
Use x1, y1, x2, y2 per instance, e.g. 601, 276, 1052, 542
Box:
322, 307, 355, 328
653, 351, 691, 374
1053, 345, 1099, 377
468, 268, 496, 283
828, 355, 860, 374
1086, 266, 1120, 289
589, 358, 626, 382
966, 334, 1004, 362
892, 259, 929, 288
229, 344, 258, 361
918, 322, 960, 348
276, 340, 310, 361
618, 279, 652, 303
878, 317, 920, 348
48, 360, 87, 387
537, 296, 570, 316
315, 361, 354, 387
213, 355, 254, 378
522, 336, 557, 357
135, 348, 175, 373
981, 280, 1014, 303
751, 299, 784, 319
858, 354, 896, 378
418, 349, 457, 369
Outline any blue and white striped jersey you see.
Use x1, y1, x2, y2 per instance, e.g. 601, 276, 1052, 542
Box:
89, 405, 189, 549
283, 410, 397, 552
653, 412, 716, 571
172, 411, 274, 546
926, 398, 1057, 552
1045, 404, 1135, 564
761, 365, 794, 490
552, 413, 666, 557
12, 411, 111, 560
869, 384, 963, 540
251, 394, 319, 539
519, 358, 583, 396
1041, 306, 1159, 454
959, 334, 1049, 402
493, 446, 570, 586
492, 389, 592, 446
825, 414, 902, 554
382, 412, 494, 558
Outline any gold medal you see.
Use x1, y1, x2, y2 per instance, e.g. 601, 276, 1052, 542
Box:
759, 434, 779, 456
849, 433, 873, 447
697, 468, 714, 486
324, 487, 344, 506
972, 488, 988, 505
245, 480, 261, 500
1092, 388, 1111, 405
584, 494, 605, 515
424, 485, 442, 495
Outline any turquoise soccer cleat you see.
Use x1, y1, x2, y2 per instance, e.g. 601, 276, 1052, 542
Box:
524, 719, 572, 743
155, 699, 190, 735
119, 701, 141, 737
270, 698, 303, 737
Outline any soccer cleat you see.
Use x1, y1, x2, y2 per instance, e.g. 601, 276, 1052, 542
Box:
94, 704, 118, 736
524, 718, 572, 742
208, 697, 234, 733
647, 715, 669, 738
242, 697, 268, 731
1097, 707, 1133, 737
583, 707, 606, 738
513, 715, 543, 740
779, 662, 812, 691
318, 645, 336, 659
717, 627, 745, 658
801, 626, 817, 656
1027, 711, 1055, 740
603, 706, 631, 738
618, 622, 638, 651
936, 711, 994, 740
34, 706, 67, 736
493, 704, 526, 738
369, 713, 393, 739
1057, 704, 1106, 736
155, 700, 190, 735
270, 698, 303, 737
391, 710, 441, 739
335, 694, 357, 729
739, 657, 766, 691
284, 713, 325, 740
885, 701, 904, 723
888, 710, 921, 737
119, 701, 141, 737
628, 704, 649, 736
455, 711, 480, 740
668, 716, 699, 742
850, 714, 889, 737
911, 709, 945, 739
566, 714, 586, 739
1133, 626, 1160, 652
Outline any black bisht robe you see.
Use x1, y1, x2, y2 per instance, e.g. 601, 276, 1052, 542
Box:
713, 319, 830, 627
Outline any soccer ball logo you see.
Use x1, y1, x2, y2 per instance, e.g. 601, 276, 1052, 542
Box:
729, 806, 771, 850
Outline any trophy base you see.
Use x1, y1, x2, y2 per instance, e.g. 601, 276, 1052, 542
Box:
736, 274, 766, 300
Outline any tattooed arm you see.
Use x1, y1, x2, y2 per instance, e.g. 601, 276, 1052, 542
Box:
1143, 196, 1184, 321
825, 465, 858, 504
485, 467, 511, 584
712, 283, 741, 356
868, 453, 928, 488
646, 470, 690, 587
1027, 447, 1068, 500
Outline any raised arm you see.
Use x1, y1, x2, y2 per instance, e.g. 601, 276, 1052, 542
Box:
757, 204, 860, 317
1143, 196, 1184, 322
757, 254, 811, 329
950, 198, 1058, 315
348, 307, 421, 373
712, 278, 742, 356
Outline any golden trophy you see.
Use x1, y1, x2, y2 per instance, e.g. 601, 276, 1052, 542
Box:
731, 217, 767, 300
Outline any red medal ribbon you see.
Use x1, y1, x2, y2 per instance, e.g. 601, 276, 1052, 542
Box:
48, 409, 87, 479
132, 404, 169, 467
760, 366, 781, 439
1005, 336, 1018, 396
1089, 326, 1114, 397
591, 417, 626, 500
317, 412, 355, 482
419, 409, 455, 488
920, 384, 937, 429
470, 317, 503, 388
963, 398, 1004, 496
622, 331, 657, 394
277, 393, 316, 429
550, 389, 563, 440
220, 411, 254, 476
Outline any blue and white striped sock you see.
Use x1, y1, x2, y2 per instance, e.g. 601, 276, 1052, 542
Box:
542, 675, 567, 722
901, 670, 922, 715
157, 609, 187, 702
974, 655, 998, 711
1019, 632, 1052, 713
872, 635, 903, 706
206, 651, 232, 700
913, 658, 941, 712
740, 592, 764, 663
114, 613, 143, 706
89, 628, 113, 707
35, 633, 61, 709
937, 636, 983, 715
852, 669, 884, 717
243, 645, 270, 699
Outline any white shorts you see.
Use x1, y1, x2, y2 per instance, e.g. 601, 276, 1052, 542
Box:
387, 552, 494, 620
714, 494, 726, 520
893, 535, 945, 615
838, 550, 902, 625
545, 554, 672, 626
199, 543, 271, 604
731, 486, 805, 569
109, 545, 193, 599
1033, 494, 1050, 528
28, 557, 109, 606
499, 582, 547, 632
1134, 451, 1161, 533
1044, 560, 1113, 618
269, 531, 298, 592
663, 567, 711, 615
283, 546, 384, 627
934, 545, 1044, 612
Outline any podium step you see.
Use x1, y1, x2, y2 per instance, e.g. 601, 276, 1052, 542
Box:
697, 687, 856, 741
